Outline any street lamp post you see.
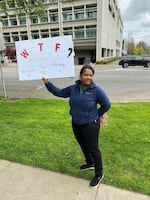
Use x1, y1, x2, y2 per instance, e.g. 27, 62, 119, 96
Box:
58, 0, 63, 36
25, 0, 31, 40
0, 24, 7, 100
26, 13, 31, 40
0, 61, 7, 100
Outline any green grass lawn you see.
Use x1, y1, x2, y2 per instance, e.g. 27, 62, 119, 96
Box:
0, 98, 149, 195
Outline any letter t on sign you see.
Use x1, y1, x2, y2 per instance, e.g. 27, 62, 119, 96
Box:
38, 43, 44, 52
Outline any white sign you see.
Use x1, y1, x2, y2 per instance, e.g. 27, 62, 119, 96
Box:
15, 35, 75, 80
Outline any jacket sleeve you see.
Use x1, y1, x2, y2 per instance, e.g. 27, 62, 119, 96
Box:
96, 86, 111, 116
45, 82, 70, 98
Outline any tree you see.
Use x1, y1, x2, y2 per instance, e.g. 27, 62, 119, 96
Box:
127, 42, 135, 54
0, 0, 46, 17
0, 0, 78, 39
0, 0, 47, 39
60, 0, 78, 2
132, 47, 144, 55
127, 34, 135, 54
0, 0, 78, 15
136, 41, 147, 52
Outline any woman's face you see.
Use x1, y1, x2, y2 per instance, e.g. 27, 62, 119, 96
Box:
80, 69, 94, 86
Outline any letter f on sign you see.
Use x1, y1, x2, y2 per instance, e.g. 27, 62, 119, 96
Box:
55, 43, 61, 52
20, 49, 29, 58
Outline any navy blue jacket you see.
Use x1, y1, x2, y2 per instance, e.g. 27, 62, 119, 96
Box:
45, 80, 111, 125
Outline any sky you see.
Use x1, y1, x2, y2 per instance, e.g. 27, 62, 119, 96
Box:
118, 0, 150, 45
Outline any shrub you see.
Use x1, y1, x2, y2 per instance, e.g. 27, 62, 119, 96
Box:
96, 57, 119, 64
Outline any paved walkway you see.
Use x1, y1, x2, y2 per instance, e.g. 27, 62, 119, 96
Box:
0, 160, 149, 200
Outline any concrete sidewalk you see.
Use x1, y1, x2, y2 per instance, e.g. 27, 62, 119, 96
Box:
0, 160, 149, 200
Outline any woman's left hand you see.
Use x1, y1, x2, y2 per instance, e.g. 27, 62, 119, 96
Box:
100, 113, 108, 126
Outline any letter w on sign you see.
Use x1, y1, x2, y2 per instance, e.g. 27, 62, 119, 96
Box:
20, 49, 29, 58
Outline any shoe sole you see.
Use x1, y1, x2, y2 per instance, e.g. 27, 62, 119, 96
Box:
80, 166, 95, 171
99, 174, 104, 183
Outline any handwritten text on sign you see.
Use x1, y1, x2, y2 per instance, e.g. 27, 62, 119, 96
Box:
15, 35, 75, 80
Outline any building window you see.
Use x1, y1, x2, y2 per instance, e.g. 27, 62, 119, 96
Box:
74, 8, 84, 20
10, 16, 17, 26
19, 17, 26, 25
12, 32, 19, 42
40, 16, 48, 23
31, 17, 38, 24
31, 30, 39, 39
86, 8, 97, 18
51, 29, 59, 37
41, 0, 49, 3
2, 19, 9, 27
74, 26, 84, 39
63, 8, 72, 21
3, 33, 11, 43
63, 27, 73, 36
49, 0, 58, 2
49, 10, 58, 22
40, 29, 49, 38
7, 1, 15, 8
86, 25, 96, 38
20, 31, 28, 40
116, 40, 120, 47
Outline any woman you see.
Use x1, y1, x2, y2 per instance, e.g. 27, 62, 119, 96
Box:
42, 65, 111, 187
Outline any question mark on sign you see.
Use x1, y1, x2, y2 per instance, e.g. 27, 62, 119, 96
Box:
67, 47, 73, 57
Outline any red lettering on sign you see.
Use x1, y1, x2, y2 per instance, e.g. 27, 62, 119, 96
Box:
20, 49, 29, 58
38, 43, 44, 52
55, 43, 61, 52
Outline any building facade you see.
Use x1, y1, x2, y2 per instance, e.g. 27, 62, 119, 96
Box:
0, 0, 123, 64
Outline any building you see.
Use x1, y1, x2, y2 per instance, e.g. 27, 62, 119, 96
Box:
0, 0, 123, 64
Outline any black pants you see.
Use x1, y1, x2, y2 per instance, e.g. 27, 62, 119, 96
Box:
72, 120, 103, 177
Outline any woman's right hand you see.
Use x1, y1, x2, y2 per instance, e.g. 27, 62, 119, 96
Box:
42, 77, 48, 84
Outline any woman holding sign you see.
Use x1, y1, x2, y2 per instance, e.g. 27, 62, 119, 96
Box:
42, 65, 110, 187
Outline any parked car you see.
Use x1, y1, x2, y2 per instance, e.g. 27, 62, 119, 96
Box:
119, 55, 150, 68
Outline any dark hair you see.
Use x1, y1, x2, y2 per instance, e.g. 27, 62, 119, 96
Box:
80, 65, 95, 76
